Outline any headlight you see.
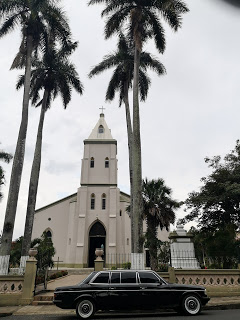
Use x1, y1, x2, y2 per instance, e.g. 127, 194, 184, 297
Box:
204, 289, 207, 295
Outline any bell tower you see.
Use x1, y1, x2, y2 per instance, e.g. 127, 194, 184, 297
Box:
80, 113, 117, 186
74, 113, 120, 267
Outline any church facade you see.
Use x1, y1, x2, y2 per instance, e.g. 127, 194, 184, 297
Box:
32, 113, 168, 267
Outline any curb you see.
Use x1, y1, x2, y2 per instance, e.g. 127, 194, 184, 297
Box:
1, 303, 240, 317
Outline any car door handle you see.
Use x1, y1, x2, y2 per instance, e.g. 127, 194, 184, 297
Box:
140, 287, 146, 290
110, 287, 116, 290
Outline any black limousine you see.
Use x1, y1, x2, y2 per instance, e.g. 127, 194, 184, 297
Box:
53, 270, 210, 319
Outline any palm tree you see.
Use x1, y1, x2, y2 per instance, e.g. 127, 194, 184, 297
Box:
0, 146, 13, 201
0, 0, 70, 270
89, 33, 166, 253
142, 178, 180, 270
89, 0, 189, 255
16, 37, 83, 269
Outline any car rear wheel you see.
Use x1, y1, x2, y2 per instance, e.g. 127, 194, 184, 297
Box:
76, 299, 95, 319
182, 294, 202, 315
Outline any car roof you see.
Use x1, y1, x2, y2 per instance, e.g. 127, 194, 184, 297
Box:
98, 270, 156, 273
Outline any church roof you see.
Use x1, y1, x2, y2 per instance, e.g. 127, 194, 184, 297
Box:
85, 113, 116, 143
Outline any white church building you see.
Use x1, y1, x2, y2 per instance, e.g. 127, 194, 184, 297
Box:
32, 113, 169, 268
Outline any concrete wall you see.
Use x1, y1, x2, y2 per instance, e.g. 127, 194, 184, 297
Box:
166, 268, 240, 297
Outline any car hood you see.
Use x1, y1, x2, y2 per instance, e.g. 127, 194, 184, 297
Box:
166, 283, 205, 290
55, 285, 83, 292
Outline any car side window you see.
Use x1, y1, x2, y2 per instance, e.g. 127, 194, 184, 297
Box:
92, 272, 109, 284
111, 272, 120, 284
121, 272, 137, 283
139, 272, 160, 284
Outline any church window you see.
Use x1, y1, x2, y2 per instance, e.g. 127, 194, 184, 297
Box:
90, 157, 94, 168
102, 194, 106, 210
105, 157, 109, 168
120, 210, 122, 216
91, 194, 95, 210
127, 238, 129, 245
46, 230, 52, 239
98, 125, 104, 134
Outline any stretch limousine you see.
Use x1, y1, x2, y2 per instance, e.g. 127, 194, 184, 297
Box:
53, 270, 210, 319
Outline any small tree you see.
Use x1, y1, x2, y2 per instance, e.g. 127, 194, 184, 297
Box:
32, 232, 55, 271
143, 178, 181, 270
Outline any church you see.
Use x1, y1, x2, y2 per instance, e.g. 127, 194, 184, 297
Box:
31, 113, 169, 268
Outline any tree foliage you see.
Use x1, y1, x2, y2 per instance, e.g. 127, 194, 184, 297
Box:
89, 33, 165, 106
31, 232, 55, 270
181, 140, 240, 232
9, 232, 55, 269
0, 145, 12, 201
142, 178, 181, 270
190, 226, 240, 269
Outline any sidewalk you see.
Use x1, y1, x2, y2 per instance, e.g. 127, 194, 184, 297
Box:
1, 296, 240, 317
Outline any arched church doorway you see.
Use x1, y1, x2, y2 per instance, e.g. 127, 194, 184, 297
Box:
88, 221, 106, 267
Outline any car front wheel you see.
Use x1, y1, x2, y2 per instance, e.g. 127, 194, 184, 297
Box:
76, 299, 95, 319
182, 294, 202, 315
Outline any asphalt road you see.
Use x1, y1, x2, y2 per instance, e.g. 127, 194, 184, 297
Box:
2, 309, 240, 320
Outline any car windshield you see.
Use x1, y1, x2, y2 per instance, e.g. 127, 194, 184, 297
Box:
77, 272, 97, 285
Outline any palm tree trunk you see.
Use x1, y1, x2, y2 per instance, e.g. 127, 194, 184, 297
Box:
20, 90, 48, 271
147, 216, 158, 271
0, 35, 33, 274
132, 47, 143, 255
123, 81, 134, 252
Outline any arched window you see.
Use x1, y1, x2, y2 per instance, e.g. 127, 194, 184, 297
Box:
102, 193, 106, 210
120, 210, 122, 217
90, 157, 94, 168
91, 194, 95, 210
98, 125, 104, 134
105, 157, 109, 168
45, 230, 52, 239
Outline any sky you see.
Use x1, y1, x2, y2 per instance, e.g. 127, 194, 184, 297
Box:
0, 0, 240, 240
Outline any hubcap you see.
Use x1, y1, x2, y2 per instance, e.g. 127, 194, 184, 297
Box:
78, 300, 93, 318
185, 296, 200, 314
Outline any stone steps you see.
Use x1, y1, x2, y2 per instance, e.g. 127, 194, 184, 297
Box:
32, 294, 54, 305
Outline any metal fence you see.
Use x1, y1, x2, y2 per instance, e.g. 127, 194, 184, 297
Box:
105, 253, 132, 269
168, 249, 239, 269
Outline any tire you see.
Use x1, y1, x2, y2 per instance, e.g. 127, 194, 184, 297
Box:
76, 299, 95, 319
181, 294, 202, 316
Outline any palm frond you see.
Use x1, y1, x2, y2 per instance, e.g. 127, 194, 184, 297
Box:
0, 151, 13, 164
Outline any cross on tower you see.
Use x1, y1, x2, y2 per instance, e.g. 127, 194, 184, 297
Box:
99, 106, 105, 114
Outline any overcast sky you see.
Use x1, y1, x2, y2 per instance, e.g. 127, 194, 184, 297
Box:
0, 0, 240, 240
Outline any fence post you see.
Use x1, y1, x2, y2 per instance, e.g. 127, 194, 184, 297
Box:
20, 256, 37, 305
168, 266, 176, 283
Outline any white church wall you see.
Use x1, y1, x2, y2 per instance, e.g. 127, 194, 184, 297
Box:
81, 144, 117, 185
32, 194, 77, 263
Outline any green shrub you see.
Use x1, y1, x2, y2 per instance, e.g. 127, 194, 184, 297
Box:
122, 262, 131, 269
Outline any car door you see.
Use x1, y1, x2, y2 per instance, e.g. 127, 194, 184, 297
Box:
109, 271, 141, 310
89, 271, 110, 309
138, 271, 173, 309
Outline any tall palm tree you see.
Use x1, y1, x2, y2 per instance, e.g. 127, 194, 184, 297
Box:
89, 0, 189, 255
16, 37, 83, 269
89, 33, 166, 253
142, 178, 180, 270
0, 0, 70, 271
0, 146, 13, 201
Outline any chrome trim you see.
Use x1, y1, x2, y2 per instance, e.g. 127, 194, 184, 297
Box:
55, 289, 205, 294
